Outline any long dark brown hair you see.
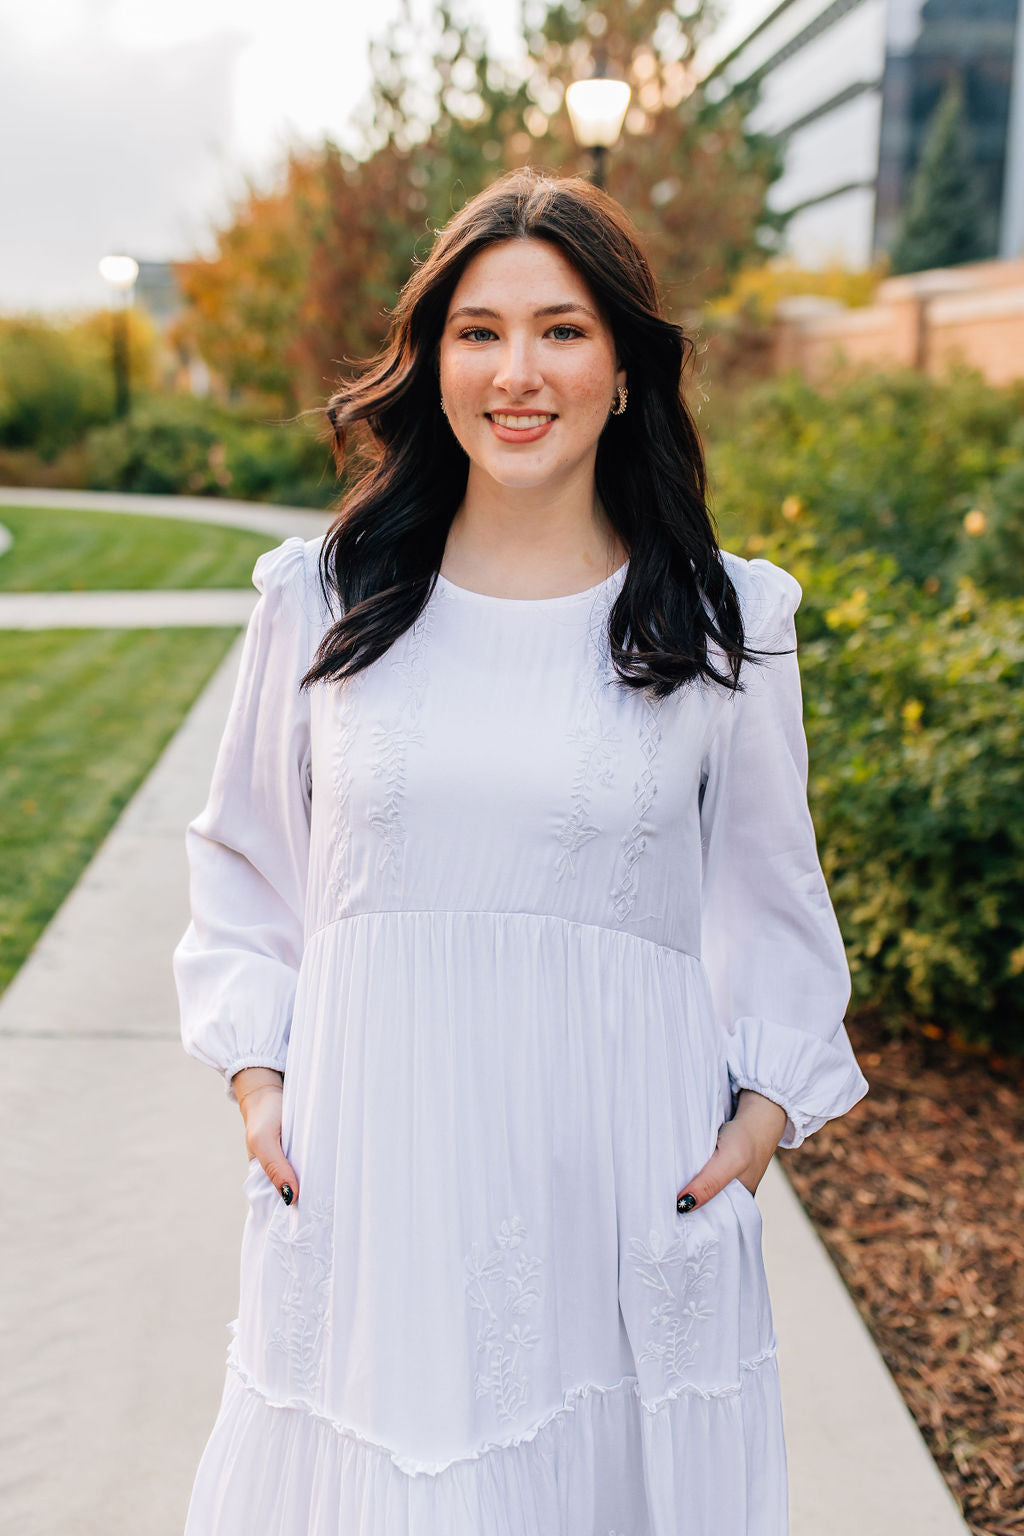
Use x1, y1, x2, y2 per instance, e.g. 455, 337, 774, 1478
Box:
303, 166, 773, 700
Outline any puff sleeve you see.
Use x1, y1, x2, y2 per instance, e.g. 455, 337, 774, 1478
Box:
172, 536, 315, 1103
699, 555, 869, 1149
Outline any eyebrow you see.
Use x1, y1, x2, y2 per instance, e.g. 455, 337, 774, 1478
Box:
447, 302, 599, 324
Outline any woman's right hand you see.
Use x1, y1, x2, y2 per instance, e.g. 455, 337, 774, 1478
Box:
233, 1067, 300, 1206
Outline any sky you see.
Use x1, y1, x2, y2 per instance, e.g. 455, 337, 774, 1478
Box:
0, 0, 529, 316
0, 0, 755, 318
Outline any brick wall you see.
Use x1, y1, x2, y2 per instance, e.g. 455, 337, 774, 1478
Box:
772, 258, 1024, 385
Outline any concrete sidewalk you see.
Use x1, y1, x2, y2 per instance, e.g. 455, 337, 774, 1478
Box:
0, 493, 970, 1534
0, 589, 259, 628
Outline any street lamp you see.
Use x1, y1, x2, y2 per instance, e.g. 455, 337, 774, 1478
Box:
98, 254, 139, 419
565, 57, 631, 191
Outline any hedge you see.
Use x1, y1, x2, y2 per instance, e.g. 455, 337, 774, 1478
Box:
710, 363, 1024, 1053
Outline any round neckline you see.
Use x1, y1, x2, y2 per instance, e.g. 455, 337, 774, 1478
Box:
434, 561, 628, 607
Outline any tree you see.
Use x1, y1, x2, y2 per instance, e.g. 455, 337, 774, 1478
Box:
514, 0, 784, 311
172, 151, 329, 410
289, 4, 537, 408
0, 309, 157, 458
889, 75, 988, 275
174, 0, 785, 413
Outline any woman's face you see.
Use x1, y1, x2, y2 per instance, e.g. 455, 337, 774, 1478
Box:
437, 237, 626, 494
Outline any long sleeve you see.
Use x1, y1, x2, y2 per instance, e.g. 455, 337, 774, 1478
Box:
172, 535, 315, 1103
699, 554, 869, 1149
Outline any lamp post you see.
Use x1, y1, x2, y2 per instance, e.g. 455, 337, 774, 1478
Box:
98, 254, 139, 419
565, 53, 631, 191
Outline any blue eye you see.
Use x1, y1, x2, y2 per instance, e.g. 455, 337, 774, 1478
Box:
457, 324, 585, 342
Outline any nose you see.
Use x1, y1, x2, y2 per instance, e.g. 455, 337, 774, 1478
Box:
491, 336, 545, 400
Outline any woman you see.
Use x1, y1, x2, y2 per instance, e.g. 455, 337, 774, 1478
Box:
173, 167, 869, 1535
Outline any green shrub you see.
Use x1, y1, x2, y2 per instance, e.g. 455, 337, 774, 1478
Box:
217, 413, 338, 508
708, 365, 1024, 1052
0, 311, 156, 459
951, 420, 1024, 600
0, 309, 339, 505
708, 362, 1024, 595
82, 394, 338, 507
802, 563, 1023, 1050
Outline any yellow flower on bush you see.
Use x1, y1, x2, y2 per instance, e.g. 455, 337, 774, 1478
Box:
825, 586, 870, 630
963, 508, 987, 536
781, 495, 804, 522
901, 698, 924, 731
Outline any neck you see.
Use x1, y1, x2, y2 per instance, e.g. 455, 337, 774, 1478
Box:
441, 464, 627, 594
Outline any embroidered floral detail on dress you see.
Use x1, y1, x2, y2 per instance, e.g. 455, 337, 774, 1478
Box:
554, 708, 620, 880
365, 597, 438, 882
627, 1226, 718, 1393
326, 670, 368, 916
610, 693, 664, 921
266, 1194, 335, 1398
367, 716, 424, 872
554, 596, 621, 881
464, 1215, 543, 1424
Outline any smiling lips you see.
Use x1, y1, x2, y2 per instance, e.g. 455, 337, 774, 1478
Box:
486, 412, 557, 443
488, 412, 556, 428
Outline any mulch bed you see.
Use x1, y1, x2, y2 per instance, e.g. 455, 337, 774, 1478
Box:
784, 1011, 1024, 1536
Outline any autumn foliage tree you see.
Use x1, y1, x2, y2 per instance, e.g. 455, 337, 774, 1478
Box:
173, 151, 331, 411
174, 0, 783, 415
513, 0, 783, 313
174, 4, 532, 412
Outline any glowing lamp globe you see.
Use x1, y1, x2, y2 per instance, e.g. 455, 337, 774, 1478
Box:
565, 78, 631, 148
98, 255, 139, 293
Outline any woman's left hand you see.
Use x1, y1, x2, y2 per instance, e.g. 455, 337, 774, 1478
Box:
676, 1089, 788, 1213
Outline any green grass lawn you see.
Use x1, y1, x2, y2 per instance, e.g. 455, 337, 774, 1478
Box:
0, 626, 240, 993
0, 506, 281, 591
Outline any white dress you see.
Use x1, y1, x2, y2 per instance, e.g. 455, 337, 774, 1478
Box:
173, 533, 869, 1536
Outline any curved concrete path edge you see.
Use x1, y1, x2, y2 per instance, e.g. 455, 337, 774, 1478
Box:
0, 590, 260, 628
0, 489, 334, 631
0, 486, 334, 541
0, 491, 971, 1534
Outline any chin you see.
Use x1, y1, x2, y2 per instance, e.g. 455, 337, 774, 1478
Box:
485, 464, 561, 490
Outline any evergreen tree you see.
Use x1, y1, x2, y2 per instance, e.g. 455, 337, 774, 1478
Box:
889, 75, 988, 275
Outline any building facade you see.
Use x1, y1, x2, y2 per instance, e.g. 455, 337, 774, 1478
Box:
133, 259, 183, 327
696, 0, 1024, 268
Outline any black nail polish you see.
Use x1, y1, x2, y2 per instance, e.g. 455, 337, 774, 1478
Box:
677, 1193, 697, 1214
280, 1184, 294, 1206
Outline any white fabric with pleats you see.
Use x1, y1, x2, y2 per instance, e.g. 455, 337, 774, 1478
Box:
173, 534, 868, 1535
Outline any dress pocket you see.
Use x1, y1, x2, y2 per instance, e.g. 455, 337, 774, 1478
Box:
725, 1175, 762, 1226
242, 1155, 270, 1200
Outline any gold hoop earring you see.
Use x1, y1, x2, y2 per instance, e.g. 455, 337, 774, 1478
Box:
610, 385, 628, 416
440, 395, 447, 416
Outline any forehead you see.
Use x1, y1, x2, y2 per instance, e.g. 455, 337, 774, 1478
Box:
446, 237, 597, 311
